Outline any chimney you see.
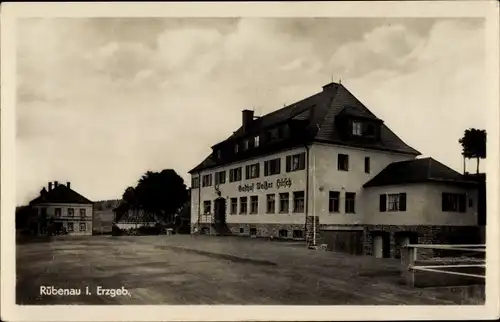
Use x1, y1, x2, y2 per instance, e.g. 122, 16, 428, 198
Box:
48, 182, 53, 192
67, 182, 71, 189
242, 110, 254, 131
54, 181, 59, 187
322, 82, 337, 92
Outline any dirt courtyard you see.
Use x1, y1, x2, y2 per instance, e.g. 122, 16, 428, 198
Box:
16, 235, 477, 305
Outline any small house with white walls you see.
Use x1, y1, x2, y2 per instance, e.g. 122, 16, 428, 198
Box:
188, 81, 481, 259
29, 181, 94, 236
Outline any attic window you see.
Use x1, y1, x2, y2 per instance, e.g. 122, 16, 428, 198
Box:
254, 135, 260, 147
216, 150, 221, 159
234, 144, 239, 153
243, 139, 249, 151
352, 121, 363, 136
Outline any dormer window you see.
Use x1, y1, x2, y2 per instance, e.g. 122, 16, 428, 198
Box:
234, 143, 239, 153
352, 120, 377, 137
216, 150, 221, 159
254, 135, 260, 147
352, 121, 363, 136
243, 139, 249, 151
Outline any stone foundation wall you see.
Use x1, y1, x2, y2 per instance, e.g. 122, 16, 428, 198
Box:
226, 223, 306, 240
361, 225, 482, 259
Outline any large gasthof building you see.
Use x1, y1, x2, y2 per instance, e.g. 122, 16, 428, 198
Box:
188, 82, 481, 258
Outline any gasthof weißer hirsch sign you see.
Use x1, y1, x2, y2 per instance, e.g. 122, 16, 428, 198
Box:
237, 178, 292, 193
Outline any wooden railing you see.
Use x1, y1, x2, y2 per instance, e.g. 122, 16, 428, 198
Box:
401, 244, 486, 287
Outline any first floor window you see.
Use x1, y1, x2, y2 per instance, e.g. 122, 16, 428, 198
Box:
240, 197, 248, 214
67, 222, 74, 232
264, 158, 281, 176
68, 208, 75, 217
203, 201, 211, 214
229, 167, 242, 182
215, 171, 226, 185
279, 193, 289, 213
442, 193, 466, 212
202, 174, 212, 187
364, 157, 371, 173
80, 209, 86, 218
266, 194, 275, 213
338, 154, 349, 171
293, 191, 305, 213
54, 208, 62, 217
191, 176, 200, 188
329, 191, 340, 212
230, 198, 238, 214
250, 196, 258, 214
79, 223, 86, 231
246, 163, 260, 179
286, 152, 306, 172
345, 192, 356, 213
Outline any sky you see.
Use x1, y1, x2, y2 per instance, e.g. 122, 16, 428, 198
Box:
16, 17, 487, 205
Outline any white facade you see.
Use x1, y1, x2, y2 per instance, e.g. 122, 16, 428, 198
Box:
190, 142, 478, 229
32, 202, 93, 236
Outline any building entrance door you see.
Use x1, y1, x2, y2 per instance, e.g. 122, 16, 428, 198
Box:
373, 235, 383, 259
213, 197, 227, 235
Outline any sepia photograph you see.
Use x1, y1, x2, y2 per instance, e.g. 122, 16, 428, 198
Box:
1, 1, 499, 321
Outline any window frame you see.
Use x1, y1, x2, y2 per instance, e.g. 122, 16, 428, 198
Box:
328, 191, 340, 213
279, 193, 290, 213
250, 196, 259, 214
240, 196, 248, 214
293, 191, 305, 213
345, 192, 356, 214
266, 194, 276, 214
338, 154, 349, 171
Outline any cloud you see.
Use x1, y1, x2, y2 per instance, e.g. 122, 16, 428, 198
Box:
15, 18, 486, 205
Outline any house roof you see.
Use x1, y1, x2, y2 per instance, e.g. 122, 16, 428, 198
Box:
363, 157, 478, 188
189, 82, 421, 173
29, 184, 93, 205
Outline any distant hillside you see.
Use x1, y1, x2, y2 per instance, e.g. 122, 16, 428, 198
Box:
93, 199, 121, 211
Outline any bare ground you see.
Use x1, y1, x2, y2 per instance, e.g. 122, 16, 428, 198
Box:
16, 235, 481, 305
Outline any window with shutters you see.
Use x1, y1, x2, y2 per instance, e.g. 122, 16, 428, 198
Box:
286, 152, 305, 172
191, 176, 200, 188
229, 167, 242, 182
329, 191, 340, 212
442, 193, 466, 212
245, 163, 260, 179
214, 171, 226, 185
380, 193, 406, 212
264, 158, 281, 176
202, 174, 212, 187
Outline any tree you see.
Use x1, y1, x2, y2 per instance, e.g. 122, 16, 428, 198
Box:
459, 128, 487, 174
134, 169, 189, 224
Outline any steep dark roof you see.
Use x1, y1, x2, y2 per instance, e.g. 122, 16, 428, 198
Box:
190, 82, 421, 173
29, 184, 93, 205
363, 157, 479, 188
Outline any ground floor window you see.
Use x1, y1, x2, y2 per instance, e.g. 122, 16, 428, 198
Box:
293, 191, 305, 213
293, 230, 304, 239
240, 197, 248, 214
345, 192, 356, 213
79, 222, 86, 231
230, 198, 237, 214
279, 193, 289, 213
250, 228, 257, 236
279, 229, 288, 238
203, 201, 211, 214
250, 196, 258, 214
329, 191, 340, 212
266, 194, 275, 213
239, 227, 244, 234
67, 222, 74, 232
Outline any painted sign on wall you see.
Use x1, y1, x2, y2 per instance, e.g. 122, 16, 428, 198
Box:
237, 178, 292, 192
